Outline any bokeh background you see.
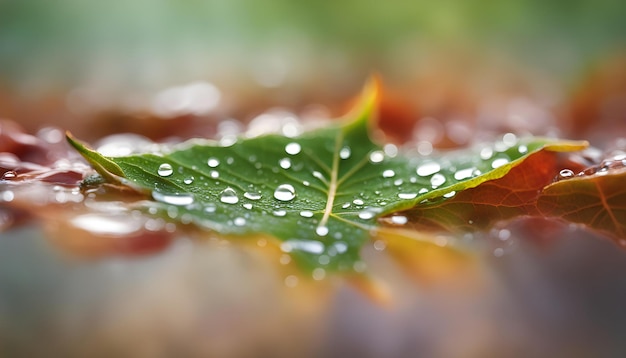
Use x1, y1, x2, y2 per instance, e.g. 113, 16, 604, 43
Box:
1, 0, 625, 142
2, 1, 626, 357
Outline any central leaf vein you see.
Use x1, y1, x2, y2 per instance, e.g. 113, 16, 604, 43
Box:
319, 132, 344, 228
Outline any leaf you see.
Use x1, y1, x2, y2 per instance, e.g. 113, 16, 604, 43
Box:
392, 149, 577, 232
67, 81, 585, 272
538, 163, 626, 241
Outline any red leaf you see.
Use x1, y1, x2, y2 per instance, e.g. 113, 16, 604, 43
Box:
396, 149, 567, 232
538, 167, 626, 241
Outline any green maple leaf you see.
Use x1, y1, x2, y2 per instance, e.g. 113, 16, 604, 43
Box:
67, 81, 586, 272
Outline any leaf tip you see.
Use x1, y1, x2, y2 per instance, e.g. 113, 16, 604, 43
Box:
343, 75, 381, 133
65, 131, 125, 179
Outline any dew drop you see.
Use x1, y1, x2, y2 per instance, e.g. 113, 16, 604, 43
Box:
312, 171, 324, 181
1, 171, 17, 180
518, 145, 528, 154
243, 203, 253, 210
273, 209, 287, 217
359, 211, 374, 220
274, 184, 296, 201
152, 191, 194, 206
491, 158, 509, 169
557, 169, 575, 180
233, 217, 246, 226
390, 215, 408, 225
382, 169, 395, 178
353, 199, 364, 205
394, 179, 403, 186
244, 192, 262, 200
157, 163, 173, 177
369, 150, 385, 163
285, 142, 301, 155
204, 204, 216, 213
454, 168, 475, 181
207, 158, 220, 168
342, 202, 351, 209
430, 173, 446, 187
443, 191, 456, 198
183, 176, 194, 185
316, 226, 329, 236
300, 211, 314, 218
398, 193, 417, 199
220, 187, 239, 204
358, 208, 380, 220
279, 158, 291, 169
417, 162, 441, 176
210, 170, 219, 179
339, 146, 351, 159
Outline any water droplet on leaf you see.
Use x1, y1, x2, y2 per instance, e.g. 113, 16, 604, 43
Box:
244, 192, 261, 200
390, 215, 408, 225
1, 171, 17, 180
220, 187, 239, 204
491, 158, 509, 169
274, 184, 296, 201
454, 168, 475, 181
369, 150, 384, 163
273, 210, 287, 217
382, 169, 395, 178
417, 162, 441, 176
443, 191, 456, 198
339, 147, 351, 159
430, 173, 446, 187
157, 163, 173, 177
207, 158, 220, 168
557, 169, 575, 181
316, 226, 329, 236
285, 142, 301, 155
279, 158, 291, 169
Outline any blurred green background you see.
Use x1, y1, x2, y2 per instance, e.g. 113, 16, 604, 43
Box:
0, 0, 625, 145
1, 0, 624, 90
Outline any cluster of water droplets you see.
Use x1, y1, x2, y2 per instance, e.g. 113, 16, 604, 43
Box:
555, 152, 626, 182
